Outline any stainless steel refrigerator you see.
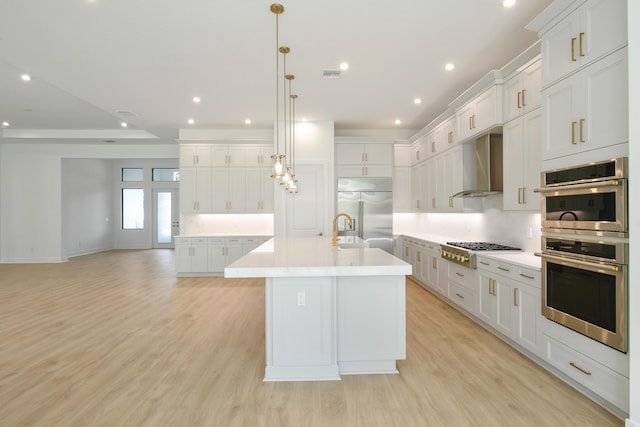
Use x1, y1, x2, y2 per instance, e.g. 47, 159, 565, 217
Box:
336, 177, 393, 253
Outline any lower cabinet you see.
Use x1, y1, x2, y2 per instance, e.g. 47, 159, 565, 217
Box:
175, 236, 271, 275
447, 262, 476, 315
175, 237, 208, 273
476, 256, 541, 356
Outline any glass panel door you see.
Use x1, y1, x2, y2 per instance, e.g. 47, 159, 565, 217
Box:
153, 189, 179, 248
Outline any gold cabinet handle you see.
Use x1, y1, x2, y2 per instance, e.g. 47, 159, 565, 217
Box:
518, 187, 522, 204
571, 37, 577, 61
455, 293, 465, 299
513, 288, 518, 306
431, 141, 436, 152
448, 131, 453, 144
521, 187, 526, 204
432, 258, 437, 269
498, 266, 510, 272
456, 272, 464, 277
570, 362, 592, 376
571, 121, 577, 144
579, 32, 585, 57
479, 260, 490, 266
517, 91, 522, 109
521, 89, 526, 107
469, 116, 473, 130
520, 273, 535, 280
579, 118, 585, 143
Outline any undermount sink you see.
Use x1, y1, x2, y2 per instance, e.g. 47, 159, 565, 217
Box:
336, 236, 369, 249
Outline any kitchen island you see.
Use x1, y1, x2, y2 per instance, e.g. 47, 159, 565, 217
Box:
224, 236, 412, 381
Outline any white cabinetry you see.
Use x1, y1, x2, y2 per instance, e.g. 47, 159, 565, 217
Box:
245, 145, 274, 213
180, 145, 212, 167
336, 143, 393, 177
410, 162, 427, 212
542, 47, 628, 160
503, 57, 542, 122
447, 262, 476, 315
176, 235, 272, 275
476, 256, 541, 356
212, 145, 246, 167
180, 167, 212, 213
539, 0, 627, 86
393, 144, 411, 212
208, 237, 244, 273
175, 237, 208, 273
245, 167, 274, 213
503, 108, 542, 211
435, 115, 456, 151
542, 319, 629, 414
455, 86, 501, 142
212, 167, 246, 213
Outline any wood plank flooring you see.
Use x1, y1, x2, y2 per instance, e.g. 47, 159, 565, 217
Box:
0, 249, 623, 426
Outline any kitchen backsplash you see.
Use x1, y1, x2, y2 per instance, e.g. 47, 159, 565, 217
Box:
181, 214, 274, 236
393, 196, 541, 253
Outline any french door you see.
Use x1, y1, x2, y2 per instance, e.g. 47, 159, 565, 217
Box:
152, 189, 180, 248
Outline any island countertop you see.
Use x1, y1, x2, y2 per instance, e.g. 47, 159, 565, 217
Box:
224, 236, 412, 278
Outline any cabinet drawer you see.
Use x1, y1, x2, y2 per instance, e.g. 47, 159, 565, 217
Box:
448, 282, 476, 315
542, 335, 629, 412
174, 237, 192, 245
514, 267, 540, 287
207, 237, 225, 244
448, 263, 475, 290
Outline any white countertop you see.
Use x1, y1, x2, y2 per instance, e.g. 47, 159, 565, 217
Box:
224, 237, 412, 278
398, 232, 540, 271
474, 251, 541, 270
176, 233, 273, 238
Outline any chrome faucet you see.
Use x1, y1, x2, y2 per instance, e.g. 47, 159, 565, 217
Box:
332, 213, 353, 246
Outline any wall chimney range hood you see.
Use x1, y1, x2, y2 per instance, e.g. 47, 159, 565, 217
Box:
452, 132, 503, 198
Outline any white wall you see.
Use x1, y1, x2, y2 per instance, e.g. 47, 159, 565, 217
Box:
274, 121, 335, 238
627, 1, 639, 425
0, 142, 178, 263
62, 159, 114, 258
392, 197, 541, 253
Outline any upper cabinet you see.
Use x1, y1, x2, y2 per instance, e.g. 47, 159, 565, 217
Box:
539, 0, 627, 86
455, 85, 502, 142
542, 47, 628, 160
179, 143, 274, 214
212, 145, 246, 167
180, 145, 212, 167
503, 57, 542, 122
336, 143, 393, 177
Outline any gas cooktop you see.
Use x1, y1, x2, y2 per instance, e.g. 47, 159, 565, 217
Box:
446, 242, 522, 251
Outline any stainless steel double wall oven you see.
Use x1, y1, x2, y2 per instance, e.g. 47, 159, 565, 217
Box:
535, 158, 629, 352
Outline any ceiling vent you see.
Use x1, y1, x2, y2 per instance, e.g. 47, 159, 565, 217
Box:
322, 69, 341, 79
115, 110, 138, 117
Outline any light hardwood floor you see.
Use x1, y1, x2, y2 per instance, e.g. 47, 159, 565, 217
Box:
0, 249, 623, 427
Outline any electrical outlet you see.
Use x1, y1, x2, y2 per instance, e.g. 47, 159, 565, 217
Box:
297, 292, 306, 306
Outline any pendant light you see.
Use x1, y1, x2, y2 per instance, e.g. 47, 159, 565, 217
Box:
270, 4, 285, 179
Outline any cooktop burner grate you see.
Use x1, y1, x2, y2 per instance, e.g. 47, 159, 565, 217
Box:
446, 242, 522, 251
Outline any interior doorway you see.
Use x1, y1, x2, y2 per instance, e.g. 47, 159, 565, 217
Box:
153, 189, 179, 248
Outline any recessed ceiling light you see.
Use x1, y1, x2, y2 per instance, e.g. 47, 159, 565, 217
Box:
414, 98, 422, 105
502, 0, 516, 7
445, 63, 455, 71
339, 62, 349, 70
245, 118, 252, 125
193, 96, 201, 103
20, 74, 31, 81
120, 122, 128, 128
188, 118, 195, 125
395, 119, 401, 125
1, 121, 10, 127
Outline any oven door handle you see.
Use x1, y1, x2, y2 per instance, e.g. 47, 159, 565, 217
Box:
535, 252, 622, 272
533, 179, 622, 193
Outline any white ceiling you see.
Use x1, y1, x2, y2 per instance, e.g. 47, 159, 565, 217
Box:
0, 0, 553, 144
